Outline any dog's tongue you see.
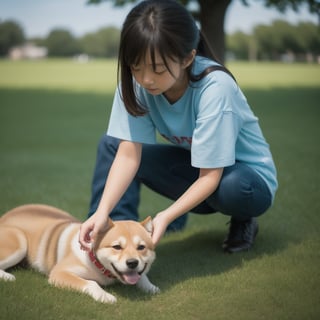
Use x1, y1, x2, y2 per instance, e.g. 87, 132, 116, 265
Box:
122, 272, 141, 285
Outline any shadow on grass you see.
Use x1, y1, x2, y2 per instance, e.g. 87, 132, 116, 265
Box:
104, 223, 285, 302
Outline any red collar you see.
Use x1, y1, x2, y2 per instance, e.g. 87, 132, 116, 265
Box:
88, 250, 116, 278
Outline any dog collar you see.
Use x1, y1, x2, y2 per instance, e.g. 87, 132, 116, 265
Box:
88, 250, 116, 278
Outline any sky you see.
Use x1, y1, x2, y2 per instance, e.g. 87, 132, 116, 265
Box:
0, 0, 318, 38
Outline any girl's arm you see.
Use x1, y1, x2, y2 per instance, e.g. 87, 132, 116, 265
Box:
79, 140, 142, 250
152, 167, 223, 245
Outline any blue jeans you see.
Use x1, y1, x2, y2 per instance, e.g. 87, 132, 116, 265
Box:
88, 135, 272, 230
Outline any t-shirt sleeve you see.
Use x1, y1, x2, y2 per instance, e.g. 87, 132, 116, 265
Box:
192, 111, 240, 168
191, 73, 242, 168
107, 86, 156, 144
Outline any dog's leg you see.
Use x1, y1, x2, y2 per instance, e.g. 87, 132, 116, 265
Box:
82, 280, 117, 304
49, 266, 117, 303
136, 274, 160, 294
0, 227, 27, 281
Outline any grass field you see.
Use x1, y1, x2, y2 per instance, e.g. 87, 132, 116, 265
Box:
0, 59, 319, 320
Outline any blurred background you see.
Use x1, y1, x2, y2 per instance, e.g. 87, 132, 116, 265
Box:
0, 0, 319, 63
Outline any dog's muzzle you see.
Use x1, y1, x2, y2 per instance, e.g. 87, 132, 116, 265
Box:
111, 262, 148, 285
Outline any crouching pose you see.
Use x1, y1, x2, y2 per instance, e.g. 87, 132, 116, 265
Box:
79, 0, 278, 254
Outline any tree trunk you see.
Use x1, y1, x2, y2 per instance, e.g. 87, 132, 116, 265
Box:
198, 0, 231, 63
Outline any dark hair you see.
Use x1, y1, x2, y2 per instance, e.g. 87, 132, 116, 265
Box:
118, 0, 233, 116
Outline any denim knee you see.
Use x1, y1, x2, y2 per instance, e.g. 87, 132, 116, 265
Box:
206, 164, 272, 219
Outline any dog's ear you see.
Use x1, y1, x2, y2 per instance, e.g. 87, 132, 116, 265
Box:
92, 218, 115, 250
106, 217, 114, 230
95, 218, 114, 238
140, 216, 153, 234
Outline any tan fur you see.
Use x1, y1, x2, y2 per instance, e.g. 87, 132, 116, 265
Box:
0, 204, 159, 303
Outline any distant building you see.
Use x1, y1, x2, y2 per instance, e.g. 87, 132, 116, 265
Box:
9, 42, 48, 60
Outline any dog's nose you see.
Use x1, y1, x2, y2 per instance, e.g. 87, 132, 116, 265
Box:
126, 259, 139, 269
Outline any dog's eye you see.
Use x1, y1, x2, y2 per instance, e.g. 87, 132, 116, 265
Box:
137, 245, 145, 251
112, 245, 122, 250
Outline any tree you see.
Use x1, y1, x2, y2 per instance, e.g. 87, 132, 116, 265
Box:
46, 29, 80, 57
80, 27, 120, 57
254, 24, 280, 60
276, 20, 301, 53
87, 0, 320, 63
0, 20, 25, 56
295, 22, 320, 55
227, 31, 251, 60
228, 20, 320, 61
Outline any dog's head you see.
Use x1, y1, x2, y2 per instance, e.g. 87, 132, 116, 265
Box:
93, 217, 156, 285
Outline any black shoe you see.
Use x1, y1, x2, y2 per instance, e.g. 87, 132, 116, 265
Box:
222, 218, 258, 253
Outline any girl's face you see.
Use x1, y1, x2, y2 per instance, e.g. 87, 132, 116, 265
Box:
130, 50, 195, 103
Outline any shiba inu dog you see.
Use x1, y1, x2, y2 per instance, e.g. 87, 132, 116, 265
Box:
0, 204, 159, 303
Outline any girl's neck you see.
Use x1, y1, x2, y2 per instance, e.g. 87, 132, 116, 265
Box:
163, 72, 189, 104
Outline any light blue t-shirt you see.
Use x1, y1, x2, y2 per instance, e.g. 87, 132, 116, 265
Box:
107, 56, 278, 200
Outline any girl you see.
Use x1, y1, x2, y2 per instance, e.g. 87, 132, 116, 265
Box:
79, 0, 277, 253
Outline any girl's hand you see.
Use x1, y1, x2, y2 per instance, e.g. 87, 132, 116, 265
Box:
79, 212, 109, 251
152, 212, 169, 245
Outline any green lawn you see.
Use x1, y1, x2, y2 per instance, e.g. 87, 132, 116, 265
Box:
0, 59, 319, 320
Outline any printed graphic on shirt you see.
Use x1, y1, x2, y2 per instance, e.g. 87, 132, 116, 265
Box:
160, 133, 192, 146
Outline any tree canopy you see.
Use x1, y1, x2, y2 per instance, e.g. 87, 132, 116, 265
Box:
227, 20, 320, 61
45, 29, 80, 56
0, 20, 25, 56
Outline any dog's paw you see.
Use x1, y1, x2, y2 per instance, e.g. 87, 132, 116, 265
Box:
83, 281, 117, 304
96, 291, 117, 304
137, 275, 160, 294
145, 283, 160, 295
98, 291, 117, 304
0, 270, 16, 281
